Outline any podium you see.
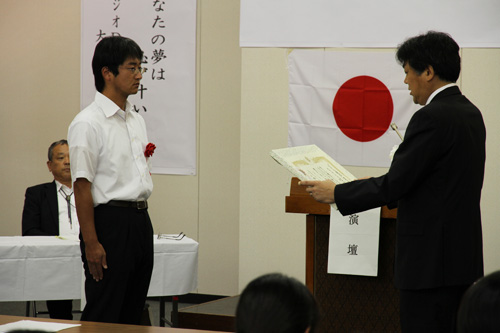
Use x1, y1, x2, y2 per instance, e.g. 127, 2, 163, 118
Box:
286, 178, 400, 332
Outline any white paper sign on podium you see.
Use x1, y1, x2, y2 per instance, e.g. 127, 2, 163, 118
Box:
328, 207, 380, 277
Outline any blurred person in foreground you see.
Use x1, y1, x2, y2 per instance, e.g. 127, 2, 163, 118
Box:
236, 273, 319, 333
456, 270, 500, 332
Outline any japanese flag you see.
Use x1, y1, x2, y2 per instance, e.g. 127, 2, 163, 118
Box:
288, 49, 419, 167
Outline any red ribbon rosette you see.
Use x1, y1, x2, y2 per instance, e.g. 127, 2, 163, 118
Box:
144, 143, 156, 158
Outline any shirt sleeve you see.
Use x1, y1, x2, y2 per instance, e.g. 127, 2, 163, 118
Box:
68, 120, 99, 184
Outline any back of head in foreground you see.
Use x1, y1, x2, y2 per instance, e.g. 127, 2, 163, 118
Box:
457, 270, 500, 332
236, 273, 319, 333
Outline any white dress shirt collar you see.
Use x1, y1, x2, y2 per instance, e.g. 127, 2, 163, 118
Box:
55, 180, 72, 195
95, 91, 132, 119
426, 83, 457, 105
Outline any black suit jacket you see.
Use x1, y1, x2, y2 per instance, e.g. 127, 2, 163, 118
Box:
22, 181, 60, 236
335, 86, 485, 290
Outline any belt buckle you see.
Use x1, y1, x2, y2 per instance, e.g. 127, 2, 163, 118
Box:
137, 201, 148, 209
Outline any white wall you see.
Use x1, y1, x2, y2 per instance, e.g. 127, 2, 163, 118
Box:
239, 49, 307, 285
461, 49, 500, 276
1, 0, 499, 297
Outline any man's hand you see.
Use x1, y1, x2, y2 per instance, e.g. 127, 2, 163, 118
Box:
74, 177, 107, 282
84, 240, 108, 282
298, 180, 337, 204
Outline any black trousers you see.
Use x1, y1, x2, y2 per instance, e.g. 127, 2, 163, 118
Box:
80, 204, 153, 324
399, 285, 470, 333
46, 300, 73, 320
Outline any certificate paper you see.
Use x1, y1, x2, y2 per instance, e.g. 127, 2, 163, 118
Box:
270, 144, 356, 210
270, 144, 356, 183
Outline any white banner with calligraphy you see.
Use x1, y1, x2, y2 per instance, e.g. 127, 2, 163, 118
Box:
81, 0, 197, 175
328, 207, 380, 277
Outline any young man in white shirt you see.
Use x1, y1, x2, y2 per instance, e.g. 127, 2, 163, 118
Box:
68, 36, 154, 325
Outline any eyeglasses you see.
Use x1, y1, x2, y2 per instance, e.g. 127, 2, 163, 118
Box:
121, 66, 147, 75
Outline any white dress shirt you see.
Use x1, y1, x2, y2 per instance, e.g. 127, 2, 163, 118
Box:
68, 92, 153, 206
55, 180, 80, 237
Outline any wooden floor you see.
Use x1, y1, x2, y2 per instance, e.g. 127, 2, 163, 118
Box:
178, 296, 238, 332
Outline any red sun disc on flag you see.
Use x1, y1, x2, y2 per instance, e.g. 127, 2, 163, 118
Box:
332, 75, 393, 142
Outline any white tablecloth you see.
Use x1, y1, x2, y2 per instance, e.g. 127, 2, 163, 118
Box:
0, 236, 198, 302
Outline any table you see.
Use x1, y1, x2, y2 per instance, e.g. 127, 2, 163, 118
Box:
0, 236, 198, 326
0, 315, 225, 333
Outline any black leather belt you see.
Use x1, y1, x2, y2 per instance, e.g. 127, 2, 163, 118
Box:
105, 200, 148, 210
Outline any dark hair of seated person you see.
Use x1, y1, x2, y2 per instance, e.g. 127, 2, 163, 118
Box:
456, 270, 500, 332
236, 273, 319, 333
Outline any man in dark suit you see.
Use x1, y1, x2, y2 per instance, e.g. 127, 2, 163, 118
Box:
300, 31, 486, 332
22, 139, 79, 319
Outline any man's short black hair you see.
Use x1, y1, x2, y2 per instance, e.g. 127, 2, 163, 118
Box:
92, 36, 144, 92
48, 139, 68, 161
396, 31, 461, 83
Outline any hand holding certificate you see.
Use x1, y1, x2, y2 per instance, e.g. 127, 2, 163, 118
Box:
270, 145, 356, 204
